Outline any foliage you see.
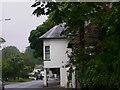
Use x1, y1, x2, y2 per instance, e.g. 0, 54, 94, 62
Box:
8, 55, 24, 79
7, 77, 32, 82
2, 46, 20, 60
2, 46, 21, 80
24, 46, 41, 65
28, 15, 56, 59
83, 3, 120, 88
31, 2, 120, 89
2, 46, 41, 81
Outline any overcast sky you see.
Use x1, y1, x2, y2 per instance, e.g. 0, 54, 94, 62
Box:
0, 2, 47, 52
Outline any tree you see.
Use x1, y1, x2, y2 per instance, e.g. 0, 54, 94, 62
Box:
29, 15, 56, 59
31, 2, 120, 89
2, 46, 22, 80
25, 46, 35, 60
8, 55, 24, 79
20, 52, 35, 71
31, 2, 100, 88
2, 46, 42, 80
2, 46, 20, 61
83, 3, 120, 88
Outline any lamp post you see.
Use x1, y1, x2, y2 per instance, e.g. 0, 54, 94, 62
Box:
0, 18, 11, 47
0, 18, 10, 81
0, 37, 5, 48
0, 18, 11, 21
0, 17, 11, 46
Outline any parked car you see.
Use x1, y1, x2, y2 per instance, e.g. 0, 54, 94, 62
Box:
29, 72, 37, 80
29, 75, 36, 80
36, 74, 44, 80
40, 71, 44, 77
0, 80, 5, 90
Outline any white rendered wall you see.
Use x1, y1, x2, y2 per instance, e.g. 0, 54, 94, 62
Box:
43, 39, 70, 68
43, 39, 71, 87
60, 67, 68, 87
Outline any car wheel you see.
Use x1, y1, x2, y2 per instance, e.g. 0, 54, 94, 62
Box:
1, 87, 5, 90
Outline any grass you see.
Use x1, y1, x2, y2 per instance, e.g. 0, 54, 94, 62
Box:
5, 77, 33, 85
10, 78, 32, 82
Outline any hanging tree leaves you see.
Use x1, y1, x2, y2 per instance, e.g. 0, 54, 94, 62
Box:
31, 2, 120, 89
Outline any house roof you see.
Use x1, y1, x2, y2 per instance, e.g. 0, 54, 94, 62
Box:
40, 23, 65, 39
35, 64, 44, 69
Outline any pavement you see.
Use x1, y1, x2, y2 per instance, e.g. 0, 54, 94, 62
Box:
43, 78, 72, 90
44, 78, 60, 88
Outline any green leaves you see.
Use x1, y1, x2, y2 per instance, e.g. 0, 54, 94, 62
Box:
2, 46, 40, 80
31, 2, 120, 88
29, 15, 55, 58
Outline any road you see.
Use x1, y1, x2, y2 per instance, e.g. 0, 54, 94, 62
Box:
5, 80, 43, 88
4, 78, 66, 90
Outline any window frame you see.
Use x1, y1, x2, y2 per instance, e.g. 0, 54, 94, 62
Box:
44, 45, 50, 61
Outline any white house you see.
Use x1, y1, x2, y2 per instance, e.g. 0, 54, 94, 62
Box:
33, 64, 44, 73
40, 24, 73, 88
28, 64, 44, 80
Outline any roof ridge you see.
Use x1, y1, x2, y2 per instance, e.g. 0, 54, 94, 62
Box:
40, 23, 65, 39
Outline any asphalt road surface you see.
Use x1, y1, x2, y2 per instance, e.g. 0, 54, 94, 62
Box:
5, 80, 43, 88
4, 78, 67, 90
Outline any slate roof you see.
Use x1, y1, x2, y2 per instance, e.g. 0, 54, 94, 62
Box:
40, 23, 65, 39
35, 64, 44, 69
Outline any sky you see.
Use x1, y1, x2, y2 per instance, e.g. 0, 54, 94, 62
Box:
0, 1, 47, 52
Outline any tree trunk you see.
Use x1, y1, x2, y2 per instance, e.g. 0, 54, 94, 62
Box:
77, 22, 85, 90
